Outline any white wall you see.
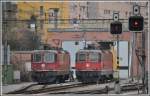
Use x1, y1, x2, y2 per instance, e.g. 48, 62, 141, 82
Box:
62, 41, 86, 78
115, 41, 130, 79
62, 41, 85, 67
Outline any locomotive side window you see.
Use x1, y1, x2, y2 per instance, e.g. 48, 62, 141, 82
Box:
78, 53, 86, 61
33, 53, 42, 62
89, 52, 100, 62
44, 52, 55, 63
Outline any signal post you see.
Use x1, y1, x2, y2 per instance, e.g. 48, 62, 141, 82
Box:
110, 12, 122, 94
128, 5, 145, 93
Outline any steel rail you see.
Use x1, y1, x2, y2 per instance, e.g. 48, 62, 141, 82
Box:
7, 82, 88, 94
49, 83, 143, 94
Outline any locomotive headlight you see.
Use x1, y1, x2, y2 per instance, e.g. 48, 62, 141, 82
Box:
41, 63, 45, 68
86, 63, 90, 67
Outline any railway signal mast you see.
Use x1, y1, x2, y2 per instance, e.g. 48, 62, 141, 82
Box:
110, 12, 122, 94
128, 5, 146, 93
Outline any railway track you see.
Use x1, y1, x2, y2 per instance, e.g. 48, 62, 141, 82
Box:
49, 83, 143, 94
7, 80, 143, 94
7, 82, 90, 94
121, 83, 143, 92
7, 83, 38, 94
7, 79, 114, 94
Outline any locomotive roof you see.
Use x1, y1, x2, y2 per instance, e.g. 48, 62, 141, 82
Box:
77, 49, 111, 53
77, 50, 102, 52
33, 50, 67, 53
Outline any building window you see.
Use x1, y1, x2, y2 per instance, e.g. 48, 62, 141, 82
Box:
125, 11, 128, 17
80, 6, 87, 19
49, 8, 54, 17
104, 10, 110, 14
73, 4, 77, 9
40, 6, 44, 16
48, 8, 59, 24
40, 20, 43, 29
49, 8, 55, 24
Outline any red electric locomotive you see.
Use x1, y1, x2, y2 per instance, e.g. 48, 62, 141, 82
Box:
75, 49, 113, 83
31, 50, 70, 83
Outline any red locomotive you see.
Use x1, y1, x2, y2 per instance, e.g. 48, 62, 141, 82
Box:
31, 50, 70, 83
75, 49, 113, 83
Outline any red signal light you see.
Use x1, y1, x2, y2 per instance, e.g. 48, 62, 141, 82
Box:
129, 16, 144, 31
134, 21, 139, 27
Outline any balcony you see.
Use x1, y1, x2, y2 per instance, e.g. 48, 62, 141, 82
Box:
47, 19, 130, 32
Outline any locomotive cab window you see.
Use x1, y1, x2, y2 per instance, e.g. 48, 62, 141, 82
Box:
33, 53, 42, 62
44, 52, 55, 63
78, 53, 86, 61
89, 52, 101, 62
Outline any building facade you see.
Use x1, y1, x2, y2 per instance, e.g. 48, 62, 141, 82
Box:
17, 2, 70, 44
16, 1, 148, 79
